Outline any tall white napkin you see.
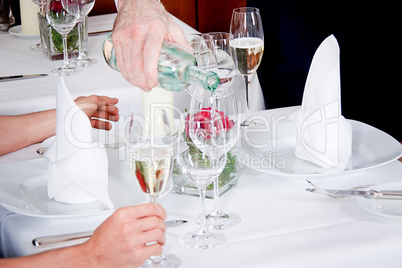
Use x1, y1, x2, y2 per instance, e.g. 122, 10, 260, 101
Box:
44, 78, 113, 208
293, 35, 352, 171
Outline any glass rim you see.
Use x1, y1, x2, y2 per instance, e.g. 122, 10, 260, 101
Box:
232, 7, 260, 13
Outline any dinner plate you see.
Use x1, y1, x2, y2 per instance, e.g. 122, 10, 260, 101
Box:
0, 149, 172, 218
239, 119, 402, 177
8, 25, 40, 40
356, 183, 402, 219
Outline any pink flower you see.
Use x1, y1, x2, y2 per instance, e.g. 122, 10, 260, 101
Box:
185, 107, 234, 139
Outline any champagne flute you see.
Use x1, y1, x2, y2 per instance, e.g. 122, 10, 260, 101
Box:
46, 0, 81, 76
74, 0, 97, 67
229, 7, 264, 127
192, 87, 241, 230
129, 145, 180, 268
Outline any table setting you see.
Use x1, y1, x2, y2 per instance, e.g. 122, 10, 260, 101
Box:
1, 3, 402, 268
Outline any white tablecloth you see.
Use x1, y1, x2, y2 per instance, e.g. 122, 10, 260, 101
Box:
1, 13, 402, 268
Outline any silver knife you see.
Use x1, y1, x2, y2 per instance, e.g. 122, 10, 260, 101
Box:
32, 220, 187, 247
306, 187, 402, 199
0, 74, 48, 82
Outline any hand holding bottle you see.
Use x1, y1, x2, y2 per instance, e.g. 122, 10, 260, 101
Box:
112, 0, 191, 91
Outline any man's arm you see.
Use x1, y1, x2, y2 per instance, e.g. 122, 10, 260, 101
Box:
112, 0, 191, 91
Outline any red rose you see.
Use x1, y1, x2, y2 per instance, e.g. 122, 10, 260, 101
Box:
185, 107, 235, 139
50, 1, 64, 12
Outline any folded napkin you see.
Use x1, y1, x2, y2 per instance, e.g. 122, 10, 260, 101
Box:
293, 35, 352, 171
44, 78, 113, 208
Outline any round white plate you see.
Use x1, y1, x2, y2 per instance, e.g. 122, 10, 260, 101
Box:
356, 183, 402, 219
0, 149, 172, 218
239, 119, 402, 177
8, 25, 40, 40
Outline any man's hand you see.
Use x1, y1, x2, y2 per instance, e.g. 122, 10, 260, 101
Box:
112, 0, 191, 91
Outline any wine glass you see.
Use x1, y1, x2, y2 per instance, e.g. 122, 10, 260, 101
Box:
74, 0, 97, 67
46, 0, 81, 76
229, 7, 264, 127
31, 0, 50, 51
176, 87, 235, 249
129, 145, 180, 268
206, 32, 238, 96
192, 87, 241, 230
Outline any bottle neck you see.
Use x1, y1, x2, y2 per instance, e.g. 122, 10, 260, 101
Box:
179, 65, 219, 92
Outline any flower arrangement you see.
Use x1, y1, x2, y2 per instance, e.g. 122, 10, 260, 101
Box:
173, 108, 239, 198
38, 2, 85, 60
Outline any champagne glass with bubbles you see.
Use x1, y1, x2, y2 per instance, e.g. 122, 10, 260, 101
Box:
230, 7, 264, 127
129, 144, 181, 268
46, 0, 81, 76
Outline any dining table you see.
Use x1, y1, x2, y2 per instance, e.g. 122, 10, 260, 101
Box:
1, 12, 402, 268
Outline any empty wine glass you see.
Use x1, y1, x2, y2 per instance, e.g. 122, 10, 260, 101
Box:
206, 32, 237, 96
192, 87, 241, 230
176, 87, 237, 249
74, 0, 97, 67
30, 0, 50, 51
230, 7, 264, 127
46, 0, 81, 76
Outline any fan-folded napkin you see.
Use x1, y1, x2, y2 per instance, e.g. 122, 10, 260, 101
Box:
44, 78, 113, 208
293, 35, 352, 171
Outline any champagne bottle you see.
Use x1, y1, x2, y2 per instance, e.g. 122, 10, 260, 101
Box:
102, 33, 219, 92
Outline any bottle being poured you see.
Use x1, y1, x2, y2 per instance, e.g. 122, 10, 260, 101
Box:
102, 33, 220, 92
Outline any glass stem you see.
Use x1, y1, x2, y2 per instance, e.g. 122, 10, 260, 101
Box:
149, 196, 166, 265
212, 176, 223, 215
77, 18, 84, 58
244, 75, 251, 122
62, 34, 69, 67
198, 188, 209, 235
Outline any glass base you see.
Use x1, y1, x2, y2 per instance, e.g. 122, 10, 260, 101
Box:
179, 231, 227, 250
240, 118, 256, 128
193, 211, 241, 230
139, 254, 181, 268
74, 57, 98, 68
52, 65, 82, 76
30, 42, 42, 52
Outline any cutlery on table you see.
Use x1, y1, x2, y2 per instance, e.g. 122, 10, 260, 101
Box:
0, 74, 48, 82
32, 220, 187, 247
306, 179, 402, 199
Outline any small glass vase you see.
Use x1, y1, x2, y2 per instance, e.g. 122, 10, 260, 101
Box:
38, 12, 87, 61
172, 146, 239, 198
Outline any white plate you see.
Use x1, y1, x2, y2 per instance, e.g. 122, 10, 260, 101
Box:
356, 183, 402, 219
0, 149, 172, 218
239, 119, 402, 177
8, 25, 40, 40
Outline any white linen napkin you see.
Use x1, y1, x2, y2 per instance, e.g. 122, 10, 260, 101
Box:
293, 35, 352, 171
44, 78, 113, 208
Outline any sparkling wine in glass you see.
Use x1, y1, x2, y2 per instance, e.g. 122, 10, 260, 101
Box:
230, 7, 264, 127
74, 0, 97, 67
129, 146, 180, 268
46, 0, 81, 76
